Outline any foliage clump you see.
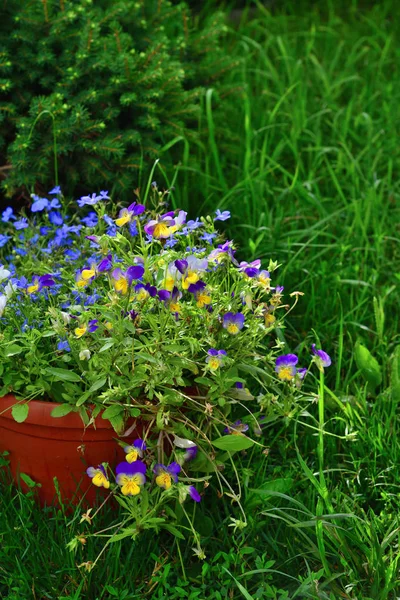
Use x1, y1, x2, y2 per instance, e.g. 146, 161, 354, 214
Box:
0, 0, 232, 201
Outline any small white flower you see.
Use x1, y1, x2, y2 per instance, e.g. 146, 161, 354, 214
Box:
60, 311, 71, 325
4, 282, 16, 298
0, 266, 11, 282
173, 435, 197, 449
0, 295, 8, 316
79, 349, 91, 361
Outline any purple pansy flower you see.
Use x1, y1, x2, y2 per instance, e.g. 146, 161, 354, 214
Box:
224, 420, 249, 435
26, 274, 56, 295
115, 461, 147, 496
206, 348, 227, 370
97, 254, 113, 273
115, 202, 146, 227
135, 282, 157, 300
188, 486, 201, 502
124, 439, 147, 463
144, 213, 175, 239
154, 462, 181, 490
86, 464, 110, 489
111, 266, 145, 295
311, 344, 332, 370
223, 312, 245, 335
275, 354, 298, 381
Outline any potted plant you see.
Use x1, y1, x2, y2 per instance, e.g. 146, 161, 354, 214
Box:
0, 179, 310, 506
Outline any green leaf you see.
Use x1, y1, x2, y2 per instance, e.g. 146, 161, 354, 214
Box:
109, 529, 136, 543
75, 391, 91, 407
46, 367, 82, 383
51, 404, 77, 418
99, 340, 115, 352
11, 403, 29, 423
354, 341, 382, 392
212, 435, 254, 452
128, 407, 140, 417
88, 377, 107, 393
162, 524, 185, 540
20, 473, 40, 488
5, 344, 24, 357
101, 405, 124, 420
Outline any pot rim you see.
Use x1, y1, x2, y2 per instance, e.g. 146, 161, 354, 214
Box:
0, 394, 114, 429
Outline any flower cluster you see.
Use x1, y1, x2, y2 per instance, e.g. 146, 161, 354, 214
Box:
0, 184, 295, 433
87, 438, 201, 500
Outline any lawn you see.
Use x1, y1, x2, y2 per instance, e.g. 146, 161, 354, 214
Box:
1, 1, 400, 598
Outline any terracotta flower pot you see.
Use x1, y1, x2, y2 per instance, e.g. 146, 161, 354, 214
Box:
0, 394, 138, 506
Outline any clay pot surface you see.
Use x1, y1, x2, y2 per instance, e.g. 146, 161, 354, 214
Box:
0, 395, 138, 506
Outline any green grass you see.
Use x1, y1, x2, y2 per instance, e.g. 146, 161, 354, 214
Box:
2, 0, 400, 598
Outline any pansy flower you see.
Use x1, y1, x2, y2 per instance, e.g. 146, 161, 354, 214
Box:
26, 274, 56, 295
124, 439, 146, 463
86, 464, 110, 489
158, 286, 182, 315
188, 281, 211, 308
208, 241, 235, 264
173, 435, 198, 461
224, 420, 249, 435
223, 312, 245, 335
111, 265, 144, 295
275, 354, 298, 381
168, 210, 187, 235
188, 486, 201, 502
270, 285, 284, 306
74, 319, 99, 338
206, 348, 227, 370
311, 344, 332, 370
264, 306, 276, 326
115, 202, 145, 227
134, 282, 157, 301
175, 256, 208, 290
162, 263, 181, 291
154, 462, 181, 490
116, 461, 147, 496
258, 270, 271, 289
144, 213, 175, 239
